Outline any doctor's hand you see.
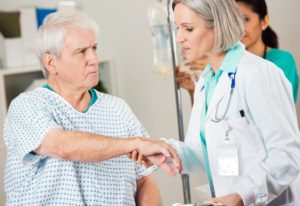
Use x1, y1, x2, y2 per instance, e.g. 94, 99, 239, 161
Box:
128, 138, 182, 176
209, 193, 244, 206
128, 151, 181, 176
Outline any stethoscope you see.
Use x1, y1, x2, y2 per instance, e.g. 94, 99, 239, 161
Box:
201, 70, 237, 122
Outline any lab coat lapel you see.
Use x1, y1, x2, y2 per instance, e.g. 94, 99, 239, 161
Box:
206, 72, 231, 118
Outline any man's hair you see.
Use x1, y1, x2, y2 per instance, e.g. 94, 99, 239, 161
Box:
35, 9, 99, 78
172, 0, 244, 54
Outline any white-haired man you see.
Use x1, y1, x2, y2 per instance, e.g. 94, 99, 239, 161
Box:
3, 10, 180, 205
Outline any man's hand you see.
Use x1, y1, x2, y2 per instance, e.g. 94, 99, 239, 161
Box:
128, 138, 182, 176
209, 193, 244, 206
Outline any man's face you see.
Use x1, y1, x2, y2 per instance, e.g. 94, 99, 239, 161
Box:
55, 27, 100, 90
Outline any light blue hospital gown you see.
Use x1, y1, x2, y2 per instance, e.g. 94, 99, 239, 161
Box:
4, 87, 154, 205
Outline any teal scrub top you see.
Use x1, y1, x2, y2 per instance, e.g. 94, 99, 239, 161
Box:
265, 48, 299, 102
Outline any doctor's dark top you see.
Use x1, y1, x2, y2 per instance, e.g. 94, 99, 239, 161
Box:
4, 88, 154, 205
265, 48, 299, 102
168, 42, 300, 205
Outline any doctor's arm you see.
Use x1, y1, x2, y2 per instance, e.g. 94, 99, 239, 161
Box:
151, 81, 205, 174
35, 128, 179, 163
129, 81, 205, 174
168, 80, 207, 174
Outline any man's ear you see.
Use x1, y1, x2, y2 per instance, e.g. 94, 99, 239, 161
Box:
42, 53, 58, 75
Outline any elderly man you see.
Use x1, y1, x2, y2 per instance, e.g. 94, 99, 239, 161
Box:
3, 10, 179, 205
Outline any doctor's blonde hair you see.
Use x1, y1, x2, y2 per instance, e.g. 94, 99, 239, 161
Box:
172, 0, 244, 54
35, 9, 99, 78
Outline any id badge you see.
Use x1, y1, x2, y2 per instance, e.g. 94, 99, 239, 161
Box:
217, 143, 239, 176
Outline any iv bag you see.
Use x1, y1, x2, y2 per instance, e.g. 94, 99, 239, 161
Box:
148, 1, 172, 78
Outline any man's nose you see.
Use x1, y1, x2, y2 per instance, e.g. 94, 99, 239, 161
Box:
87, 50, 100, 65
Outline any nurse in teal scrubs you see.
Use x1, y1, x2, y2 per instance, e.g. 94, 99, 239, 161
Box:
236, 0, 299, 102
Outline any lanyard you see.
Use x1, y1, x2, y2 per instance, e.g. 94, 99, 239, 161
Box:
198, 70, 237, 197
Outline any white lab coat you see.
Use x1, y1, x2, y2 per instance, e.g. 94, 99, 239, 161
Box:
169, 51, 300, 206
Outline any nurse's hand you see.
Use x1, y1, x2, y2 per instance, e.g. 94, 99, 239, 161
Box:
209, 193, 244, 206
176, 68, 196, 93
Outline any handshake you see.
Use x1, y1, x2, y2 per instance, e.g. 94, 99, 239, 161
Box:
127, 137, 182, 176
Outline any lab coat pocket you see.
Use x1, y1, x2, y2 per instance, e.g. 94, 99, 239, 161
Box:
227, 116, 261, 155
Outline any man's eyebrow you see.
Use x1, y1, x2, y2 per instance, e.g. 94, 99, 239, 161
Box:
72, 43, 98, 54
72, 46, 89, 54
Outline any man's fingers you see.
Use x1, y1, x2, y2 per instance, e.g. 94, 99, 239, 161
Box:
141, 160, 149, 168
131, 150, 138, 161
127, 152, 132, 159
137, 152, 143, 163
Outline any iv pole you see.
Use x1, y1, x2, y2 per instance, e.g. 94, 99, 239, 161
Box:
160, 0, 192, 203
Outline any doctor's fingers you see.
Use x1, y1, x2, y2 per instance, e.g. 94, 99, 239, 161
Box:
159, 161, 180, 176
155, 140, 181, 169
209, 193, 243, 206
145, 154, 180, 175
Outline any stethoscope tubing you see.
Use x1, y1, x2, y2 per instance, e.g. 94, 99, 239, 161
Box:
201, 70, 237, 122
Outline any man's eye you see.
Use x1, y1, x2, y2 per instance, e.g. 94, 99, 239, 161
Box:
186, 28, 193, 32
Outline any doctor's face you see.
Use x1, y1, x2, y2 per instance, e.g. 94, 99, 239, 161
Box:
174, 3, 215, 63
55, 27, 100, 90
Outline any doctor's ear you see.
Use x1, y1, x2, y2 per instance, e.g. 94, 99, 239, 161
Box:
42, 53, 58, 75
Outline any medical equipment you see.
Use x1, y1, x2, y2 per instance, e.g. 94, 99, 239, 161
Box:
210, 71, 237, 122
148, 0, 172, 77
149, 0, 191, 203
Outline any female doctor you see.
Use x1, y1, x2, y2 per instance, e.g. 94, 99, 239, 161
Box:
145, 0, 300, 205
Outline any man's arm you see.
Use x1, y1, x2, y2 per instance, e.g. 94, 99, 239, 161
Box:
35, 128, 179, 164
135, 175, 162, 206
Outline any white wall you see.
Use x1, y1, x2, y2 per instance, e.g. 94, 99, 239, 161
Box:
265, 0, 300, 124
0, 0, 299, 205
